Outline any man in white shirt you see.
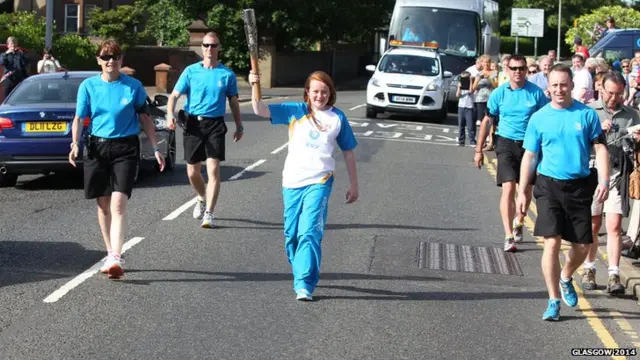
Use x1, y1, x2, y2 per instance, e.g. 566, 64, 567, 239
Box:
37, 48, 62, 74
571, 54, 593, 102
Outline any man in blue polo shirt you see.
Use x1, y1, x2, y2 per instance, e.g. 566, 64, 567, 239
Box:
166, 31, 244, 228
516, 63, 610, 321
474, 54, 548, 252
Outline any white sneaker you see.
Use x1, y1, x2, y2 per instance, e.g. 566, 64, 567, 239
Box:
193, 199, 206, 219
201, 211, 215, 228
100, 251, 112, 273
104, 254, 124, 279
295, 289, 313, 301
504, 237, 517, 252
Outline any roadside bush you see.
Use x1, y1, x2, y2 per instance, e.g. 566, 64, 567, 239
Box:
0, 11, 45, 51
52, 33, 98, 71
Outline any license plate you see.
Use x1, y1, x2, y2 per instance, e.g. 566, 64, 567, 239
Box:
25, 122, 67, 133
392, 96, 416, 104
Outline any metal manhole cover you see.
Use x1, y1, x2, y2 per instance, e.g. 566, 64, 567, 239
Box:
417, 242, 523, 276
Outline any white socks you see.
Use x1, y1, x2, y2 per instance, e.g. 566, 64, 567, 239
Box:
583, 262, 596, 270
608, 266, 619, 276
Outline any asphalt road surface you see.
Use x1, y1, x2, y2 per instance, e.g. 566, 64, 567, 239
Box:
2, 90, 640, 360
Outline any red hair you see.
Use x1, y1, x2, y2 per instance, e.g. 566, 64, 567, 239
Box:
303, 71, 337, 130
96, 39, 121, 56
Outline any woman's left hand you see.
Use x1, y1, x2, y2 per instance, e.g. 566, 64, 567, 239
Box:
155, 150, 166, 172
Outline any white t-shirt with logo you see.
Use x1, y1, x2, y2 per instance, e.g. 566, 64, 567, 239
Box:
267, 102, 358, 188
37, 59, 61, 73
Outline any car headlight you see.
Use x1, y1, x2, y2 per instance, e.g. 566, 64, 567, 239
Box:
370, 78, 381, 87
153, 116, 167, 130
426, 81, 442, 91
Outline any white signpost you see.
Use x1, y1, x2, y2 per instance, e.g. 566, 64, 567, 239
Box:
510, 8, 545, 57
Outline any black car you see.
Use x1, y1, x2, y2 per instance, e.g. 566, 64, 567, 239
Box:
0, 71, 176, 187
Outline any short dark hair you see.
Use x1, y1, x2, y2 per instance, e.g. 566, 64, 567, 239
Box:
549, 63, 573, 81
572, 53, 585, 61
96, 39, 121, 57
602, 71, 626, 87
508, 54, 526, 65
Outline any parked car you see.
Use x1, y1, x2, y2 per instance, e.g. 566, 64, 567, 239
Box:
0, 71, 175, 187
365, 41, 452, 122
589, 28, 640, 64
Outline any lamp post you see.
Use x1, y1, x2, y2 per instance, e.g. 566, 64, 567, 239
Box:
45, 0, 53, 48
557, 0, 562, 60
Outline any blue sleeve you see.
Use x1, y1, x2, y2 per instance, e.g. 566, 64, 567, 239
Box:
75, 80, 90, 118
487, 87, 501, 117
134, 80, 147, 109
523, 116, 541, 153
336, 112, 358, 151
174, 67, 190, 94
267, 102, 306, 125
226, 73, 238, 97
587, 109, 603, 141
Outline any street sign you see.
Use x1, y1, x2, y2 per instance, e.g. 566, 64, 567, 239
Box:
510, 8, 544, 38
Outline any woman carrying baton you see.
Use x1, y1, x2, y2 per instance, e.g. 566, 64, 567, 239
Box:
249, 70, 359, 301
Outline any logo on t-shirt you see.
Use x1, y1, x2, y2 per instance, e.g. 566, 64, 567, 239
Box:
309, 129, 320, 140
575, 122, 583, 131
217, 80, 223, 87
120, 98, 130, 106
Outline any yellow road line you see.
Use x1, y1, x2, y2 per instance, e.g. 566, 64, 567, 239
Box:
483, 158, 626, 360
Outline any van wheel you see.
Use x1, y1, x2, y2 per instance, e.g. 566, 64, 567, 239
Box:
0, 173, 18, 187
366, 106, 377, 118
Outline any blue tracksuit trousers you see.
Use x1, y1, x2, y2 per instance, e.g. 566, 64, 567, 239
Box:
282, 178, 333, 294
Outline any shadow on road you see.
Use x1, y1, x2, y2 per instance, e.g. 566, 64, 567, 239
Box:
9, 164, 268, 191
213, 217, 477, 232
120, 270, 442, 286
0, 241, 104, 288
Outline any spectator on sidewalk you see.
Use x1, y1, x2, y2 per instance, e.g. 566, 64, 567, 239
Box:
573, 36, 590, 60
584, 71, 640, 294
37, 48, 63, 74
0, 36, 29, 98
529, 56, 552, 97
572, 54, 594, 103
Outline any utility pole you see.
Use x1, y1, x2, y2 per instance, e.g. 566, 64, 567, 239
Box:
79, 0, 85, 34
45, 0, 53, 49
557, 0, 562, 60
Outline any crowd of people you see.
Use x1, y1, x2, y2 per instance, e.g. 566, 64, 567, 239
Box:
458, 26, 640, 319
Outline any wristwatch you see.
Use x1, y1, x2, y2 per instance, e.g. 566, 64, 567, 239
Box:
152, 146, 160, 153
237, 125, 244, 132
70, 142, 78, 149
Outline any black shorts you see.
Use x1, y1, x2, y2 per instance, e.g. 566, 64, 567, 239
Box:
494, 135, 535, 186
83, 135, 139, 199
533, 174, 594, 244
183, 115, 227, 164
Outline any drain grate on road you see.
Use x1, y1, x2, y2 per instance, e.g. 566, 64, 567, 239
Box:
417, 242, 523, 276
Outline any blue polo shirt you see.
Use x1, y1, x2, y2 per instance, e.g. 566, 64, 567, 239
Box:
76, 74, 147, 138
487, 81, 548, 141
523, 101, 603, 180
174, 62, 238, 118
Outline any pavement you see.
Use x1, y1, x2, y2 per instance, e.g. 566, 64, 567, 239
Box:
2, 90, 640, 359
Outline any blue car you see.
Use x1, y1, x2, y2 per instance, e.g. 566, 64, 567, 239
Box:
0, 71, 176, 187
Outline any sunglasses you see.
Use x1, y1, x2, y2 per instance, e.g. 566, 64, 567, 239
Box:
509, 66, 527, 72
99, 54, 121, 61
528, 71, 538, 74
202, 43, 219, 48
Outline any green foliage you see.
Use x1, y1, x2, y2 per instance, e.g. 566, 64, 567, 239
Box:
52, 33, 98, 70
87, 5, 146, 51
0, 11, 46, 51
139, 0, 191, 47
206, 2, 249, 72
566, 5, 640, 48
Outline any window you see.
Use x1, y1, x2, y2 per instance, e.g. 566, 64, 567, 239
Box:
7, 78, 85, 105
84, 5, 98, 33
379, 54, 440, 76
65, 4, 79, 33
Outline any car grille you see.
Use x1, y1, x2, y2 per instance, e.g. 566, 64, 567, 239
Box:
387, 83, 423, 90
388, 93, 419, 105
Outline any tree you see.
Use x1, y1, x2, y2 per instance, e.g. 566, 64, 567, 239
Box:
0, 11, 46, 51
565, 5, 640, 48
52, 33, 98, 70
87, 4, 146, 51
139, 0, 191, 47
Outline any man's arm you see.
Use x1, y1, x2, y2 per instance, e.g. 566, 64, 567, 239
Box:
475, 115, 492, 152
594, 142, 610, 186
518, 150, 538, 191
166, 90, 181, 119
228, 95, 242, 130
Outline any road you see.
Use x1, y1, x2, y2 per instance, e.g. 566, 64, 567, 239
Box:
1, 90, 640, 359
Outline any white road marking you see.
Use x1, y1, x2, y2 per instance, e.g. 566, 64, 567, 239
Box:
43, 237, 145, 303
356, 135, 459, 146
349, 117, 456, 129
163, 198, 198, 220
443, 128, 450, 133
229, 159, 267, 180
349, 104, 366, 111
271, 142, 288, 154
